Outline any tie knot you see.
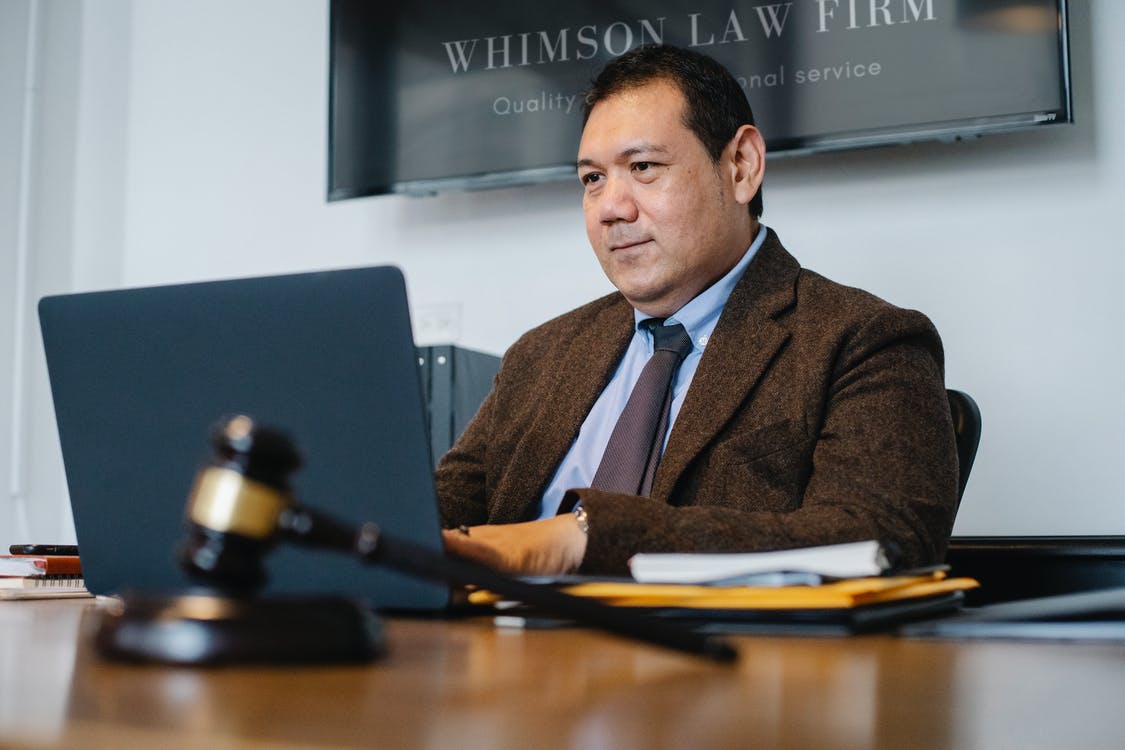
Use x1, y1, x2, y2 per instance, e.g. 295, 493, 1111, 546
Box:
643, 320, 694, 359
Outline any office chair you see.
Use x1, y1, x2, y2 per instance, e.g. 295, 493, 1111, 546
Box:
946, 389, 982, 507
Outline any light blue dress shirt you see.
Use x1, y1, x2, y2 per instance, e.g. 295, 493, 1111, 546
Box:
536, 224, 769, 519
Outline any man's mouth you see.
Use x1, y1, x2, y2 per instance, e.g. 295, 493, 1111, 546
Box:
609, 238, 651, 251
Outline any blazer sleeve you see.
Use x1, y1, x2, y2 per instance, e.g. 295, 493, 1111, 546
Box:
434, 372, 498, 529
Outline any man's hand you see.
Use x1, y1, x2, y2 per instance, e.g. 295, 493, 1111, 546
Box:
441, 514, 588, 576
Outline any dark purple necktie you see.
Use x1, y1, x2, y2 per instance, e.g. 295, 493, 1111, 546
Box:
591, 320, 694, 497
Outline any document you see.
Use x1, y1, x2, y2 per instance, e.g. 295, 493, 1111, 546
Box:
470, 571, 979, 634
628, 540, 891, 584
561, 572, 977, 610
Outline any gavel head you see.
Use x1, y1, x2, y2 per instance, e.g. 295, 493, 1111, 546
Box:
178, 415, 302, 594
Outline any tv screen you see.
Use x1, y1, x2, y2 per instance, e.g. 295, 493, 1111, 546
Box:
328, 0, 1071, 200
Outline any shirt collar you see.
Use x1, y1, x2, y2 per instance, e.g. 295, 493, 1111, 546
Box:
633, 223, 769, 352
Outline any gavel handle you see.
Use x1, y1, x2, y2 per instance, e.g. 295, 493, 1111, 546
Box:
277, 506, 738, 663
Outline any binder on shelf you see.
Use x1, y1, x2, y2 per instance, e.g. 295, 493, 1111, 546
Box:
416, 344, 500, 466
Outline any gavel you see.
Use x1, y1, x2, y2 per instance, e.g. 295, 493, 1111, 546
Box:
98, 415, 737, 664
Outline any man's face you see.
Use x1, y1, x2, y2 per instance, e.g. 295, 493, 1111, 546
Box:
577, 80, 752, 318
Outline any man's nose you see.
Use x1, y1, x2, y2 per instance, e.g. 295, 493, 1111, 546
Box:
598, 176, 639, 224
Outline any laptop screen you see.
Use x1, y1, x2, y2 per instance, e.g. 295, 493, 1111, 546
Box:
39, 266, 450, 611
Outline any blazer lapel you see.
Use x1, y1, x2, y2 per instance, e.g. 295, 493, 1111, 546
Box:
650, 231, 799, 501
489, 297, 635, 521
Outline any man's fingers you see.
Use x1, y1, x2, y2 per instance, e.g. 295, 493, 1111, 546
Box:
442, 527, 509, 570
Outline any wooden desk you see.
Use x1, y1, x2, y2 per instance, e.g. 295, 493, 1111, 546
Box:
4, 598, 1125, 749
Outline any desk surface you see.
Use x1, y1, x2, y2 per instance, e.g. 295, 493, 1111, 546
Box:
4, 598, 1125, 749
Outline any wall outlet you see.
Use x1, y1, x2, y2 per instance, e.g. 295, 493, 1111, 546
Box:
413, 302, 462, 344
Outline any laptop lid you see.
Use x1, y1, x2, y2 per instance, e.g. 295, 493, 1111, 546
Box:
38, 266, 450, 611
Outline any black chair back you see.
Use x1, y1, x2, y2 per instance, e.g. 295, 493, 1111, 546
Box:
947, 389, 982, 506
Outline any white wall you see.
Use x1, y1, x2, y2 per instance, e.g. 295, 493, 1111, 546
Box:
2, 0, 1122, 547
0, 1, 32, 544
1, 0, 86, 544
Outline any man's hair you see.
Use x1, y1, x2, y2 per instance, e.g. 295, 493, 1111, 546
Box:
582, 45, 764, 218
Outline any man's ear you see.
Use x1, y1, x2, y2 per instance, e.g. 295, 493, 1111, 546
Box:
726, 125, 766, 206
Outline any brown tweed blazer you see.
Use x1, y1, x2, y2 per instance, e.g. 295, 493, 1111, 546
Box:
436, 230, 958, 575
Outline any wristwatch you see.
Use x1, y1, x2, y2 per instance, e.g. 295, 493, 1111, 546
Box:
573, 505, 589, 535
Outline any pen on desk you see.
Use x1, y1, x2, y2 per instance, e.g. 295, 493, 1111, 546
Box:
494, 615, 574, 630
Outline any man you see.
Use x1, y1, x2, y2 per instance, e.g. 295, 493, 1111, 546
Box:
439, 45, 957, 577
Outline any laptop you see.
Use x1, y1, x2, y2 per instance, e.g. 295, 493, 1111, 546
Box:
38, 266, 450, 611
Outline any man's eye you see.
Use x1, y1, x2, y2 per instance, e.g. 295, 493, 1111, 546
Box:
580, 172, 603, 186
632, 161, 666, 179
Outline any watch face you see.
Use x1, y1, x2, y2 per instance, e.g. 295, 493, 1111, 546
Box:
574, 506, 589, 535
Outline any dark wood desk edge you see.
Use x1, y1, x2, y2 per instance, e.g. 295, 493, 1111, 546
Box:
946, 535, 1125, 605
949, 535, 1125, 558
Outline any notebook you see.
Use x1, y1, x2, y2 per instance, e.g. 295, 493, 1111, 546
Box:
38, 266, 450, 611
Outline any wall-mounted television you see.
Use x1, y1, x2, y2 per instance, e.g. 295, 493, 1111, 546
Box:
328, 0, 1071, 200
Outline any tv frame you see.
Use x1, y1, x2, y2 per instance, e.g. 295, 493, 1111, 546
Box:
327, 0, 1072, 201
